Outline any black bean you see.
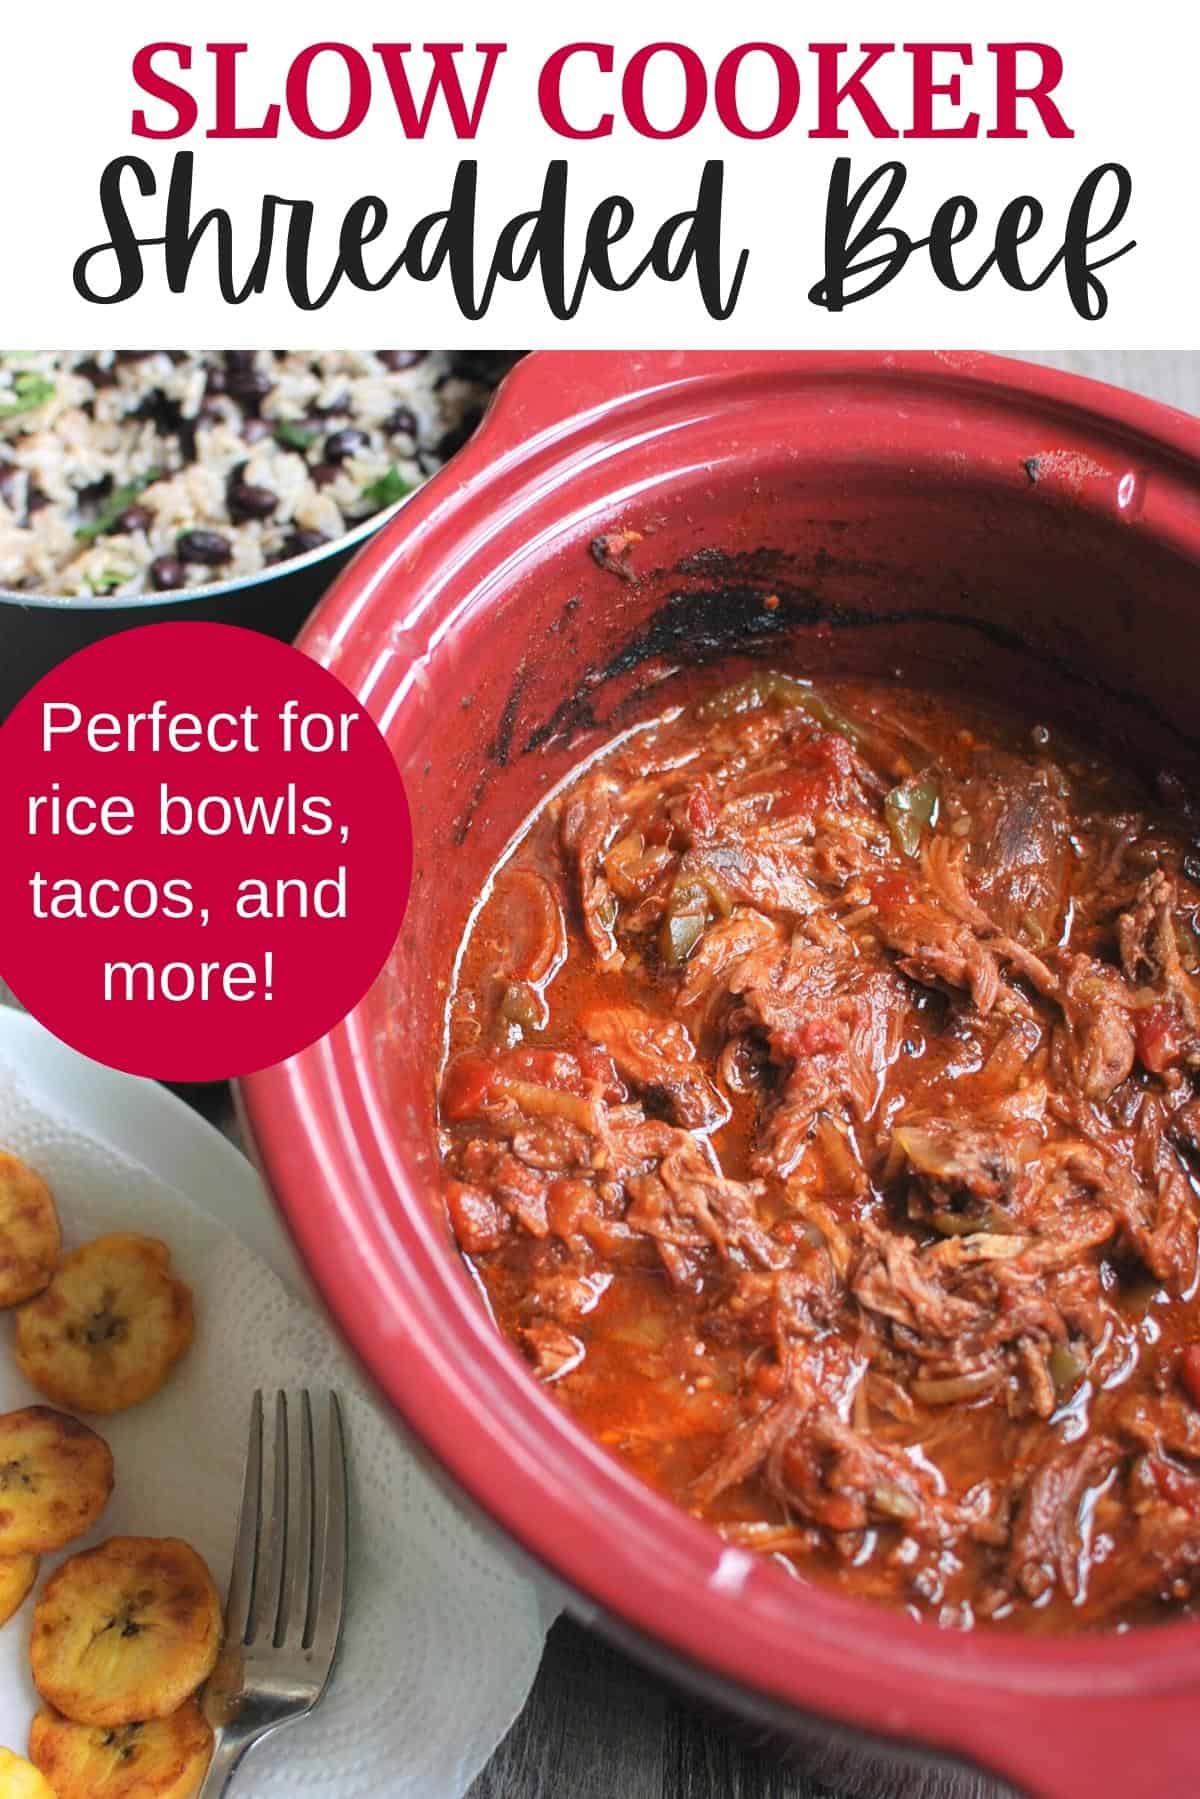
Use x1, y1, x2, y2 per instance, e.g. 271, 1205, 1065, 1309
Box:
377, 351, 428, 371
134, 389, 186, 440
114, 350, 155, 364
229, 368, 272, 398
25, 484, 49, 514
226, 368, 273, 412
241, 416, 273, 444
283, 529, 330, 557
228, 480, 279, 521
204, 368, 228, 396
150, 555, 186, 591
324, 427, 369, 462
224, 351, 257, 372
311, 462, 341, 488
75, 357, 117, 389
114, 504, 153, 534
385, 406, 417, 439
176, 529, 233, 566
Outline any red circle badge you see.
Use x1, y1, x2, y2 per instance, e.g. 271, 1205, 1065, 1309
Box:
0, 623, 412, 1080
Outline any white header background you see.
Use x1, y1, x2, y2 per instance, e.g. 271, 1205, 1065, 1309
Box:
5, 0, 1196, 346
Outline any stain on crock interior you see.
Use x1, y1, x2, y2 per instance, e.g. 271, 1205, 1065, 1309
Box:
453, 539, 1200, 848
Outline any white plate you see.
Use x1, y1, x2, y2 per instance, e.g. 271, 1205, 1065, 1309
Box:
0, 1009, 549, 1797
0, 1008, 307, 1294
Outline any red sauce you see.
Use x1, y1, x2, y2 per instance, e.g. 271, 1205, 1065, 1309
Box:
438, 672, 1200, 1633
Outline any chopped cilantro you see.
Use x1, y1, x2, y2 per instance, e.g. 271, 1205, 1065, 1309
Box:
274, 421, 318, 451
82, 568, 128, 596
360, 466, 413, 511
0, 372, 56, 419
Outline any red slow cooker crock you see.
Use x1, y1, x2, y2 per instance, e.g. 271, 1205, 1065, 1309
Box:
241, 352, 1200, 1798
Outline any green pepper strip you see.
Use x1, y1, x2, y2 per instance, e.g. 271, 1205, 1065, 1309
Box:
75, 470, 162, 543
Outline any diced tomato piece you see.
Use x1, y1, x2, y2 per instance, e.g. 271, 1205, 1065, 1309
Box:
445, 1179, 506, 1253
441, 1047, 597, 1120
574, 1041, 627, 1102
776, 733, 855, 778
506, 1047, 586, 1089
1135, 1002, 1183, 1075
1180, 1344, 1200, 1410
771, 773, 828, 817
547, 1177, 593, 1239
736, 735, 860, 824
865, 868, 918, 910
1148, 1450, 1200, 1511
781, 1017, 844, 1059
441, 1055, 502, 1120
684, 784, 718, 838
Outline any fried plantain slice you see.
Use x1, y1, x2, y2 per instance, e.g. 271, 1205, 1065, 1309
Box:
30, 1537, 221, 1727
15, 1234, 194, 1414
0, 1746, 55, 1798
0, 1152, 60, 1308
0, 1407, 113, 1554
28, 1699, 214, 1799
0, 1552, 38, 1626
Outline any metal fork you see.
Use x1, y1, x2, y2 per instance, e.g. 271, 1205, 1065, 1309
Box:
199, 1389, 349, 1795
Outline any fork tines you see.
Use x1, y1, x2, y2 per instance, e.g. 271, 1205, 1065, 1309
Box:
226, 1388, 348, 1682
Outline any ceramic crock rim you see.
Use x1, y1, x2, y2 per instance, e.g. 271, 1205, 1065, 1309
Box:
240, 351, 1200, 1798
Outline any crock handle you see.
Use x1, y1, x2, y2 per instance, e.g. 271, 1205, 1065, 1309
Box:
479, 349, 795, 452
970, 1691, 1200, 1798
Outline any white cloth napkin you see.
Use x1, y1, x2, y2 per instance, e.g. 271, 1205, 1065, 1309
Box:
0, 1038, 554, 1796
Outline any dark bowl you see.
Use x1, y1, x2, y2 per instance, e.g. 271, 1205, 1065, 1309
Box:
0, 350, 523, 714
2, 496, 412, 716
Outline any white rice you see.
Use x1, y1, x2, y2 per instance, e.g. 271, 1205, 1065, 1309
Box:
0, 351, 501, 599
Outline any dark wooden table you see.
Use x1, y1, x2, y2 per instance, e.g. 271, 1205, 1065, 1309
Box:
469, 1615, 843, 1799
467, 1615, 991, 1799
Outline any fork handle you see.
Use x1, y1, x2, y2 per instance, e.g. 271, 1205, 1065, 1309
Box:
196, 1727, 261, 1797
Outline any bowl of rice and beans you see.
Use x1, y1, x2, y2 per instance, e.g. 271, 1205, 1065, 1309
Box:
0, 349, 511, 712
0, 350, 507, 603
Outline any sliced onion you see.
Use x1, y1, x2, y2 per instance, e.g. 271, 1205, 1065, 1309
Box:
870, 1482, 920, 1521
912, 1367, 1002, 1406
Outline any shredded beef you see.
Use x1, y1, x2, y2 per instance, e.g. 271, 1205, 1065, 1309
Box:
579, 1005, 727, 1131
1009, 1436, 1121, 1601
560, 773, 625, 969
440, 672, 1200, 1633
1053, 953, 1138, 1102
950, 751, 1072, 947
520, 1321, 585, 1382
625, 1137, 784, 1292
